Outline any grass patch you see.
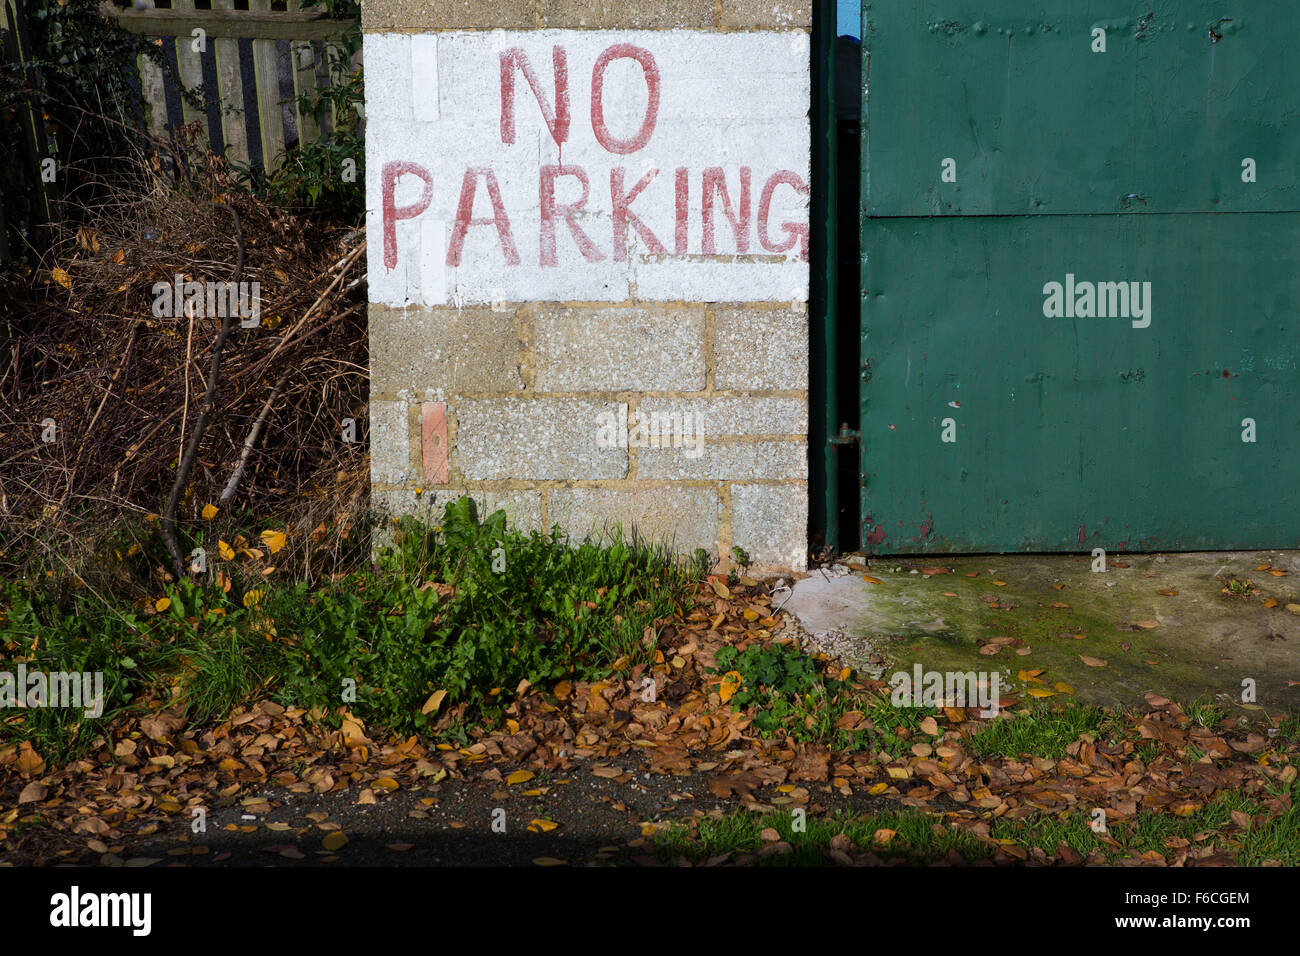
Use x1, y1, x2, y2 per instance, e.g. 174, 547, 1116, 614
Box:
0, 497, 700, 763
656, 778, 1300, 866
968, 701, 1123, 760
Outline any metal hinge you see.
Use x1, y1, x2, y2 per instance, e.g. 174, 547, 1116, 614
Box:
828, 423, 860, 446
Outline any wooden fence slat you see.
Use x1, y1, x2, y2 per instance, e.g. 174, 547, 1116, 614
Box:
103, 3, 354, 41
170, 0, 206, 130
290, 37, 321, 148
211, 0, 249, 167
249, 0, 286, 172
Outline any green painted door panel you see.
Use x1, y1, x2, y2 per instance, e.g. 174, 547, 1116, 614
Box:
860, 212, 1300, 553
862, 2, 1300, 217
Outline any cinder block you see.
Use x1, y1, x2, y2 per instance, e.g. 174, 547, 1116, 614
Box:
373, 487, 543, 532
537, 0, 715, 29
534, 306, 706, 392
364, 0, 538, 32
638, 397, 806, 437
713, 306, 809, 391
638, 440, 805, 480
369, 306, 524, 399
720, 0, 811, 29
369, 400, 413, 485
730, 482, 807, 570
549, 486, 719, 555
456, 398, 628, 480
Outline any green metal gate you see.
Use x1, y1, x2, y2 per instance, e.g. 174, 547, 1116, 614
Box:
858, 1, 1300, 553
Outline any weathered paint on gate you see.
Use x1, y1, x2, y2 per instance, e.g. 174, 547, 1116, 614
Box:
859, 2, 1300, 553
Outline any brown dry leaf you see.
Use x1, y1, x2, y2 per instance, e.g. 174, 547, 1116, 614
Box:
862, 575, 884, 585
1079, 655, 1108, 667
420, 689, 447, 716
710, 579, 731, 599
921, 566, 949, 575
15, 743, 44, 776
1264, 598, 1279, 608
18, 782, 47, 804
1132, 620, 1160, 629
553, 681, 572, 700
1050, 602, 1070, 609
1156, 588, 1179, 596
321, 831, 348, 851
1286, 604, 1300, 615
1269, 569, 1289, 577
919, 716, 940, 735
1256, 564, 1273, 571
532, 857, 566, 866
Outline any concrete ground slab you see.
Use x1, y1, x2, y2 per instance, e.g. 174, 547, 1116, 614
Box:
785, 552, 1300, 711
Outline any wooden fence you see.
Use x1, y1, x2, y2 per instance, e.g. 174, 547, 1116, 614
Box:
102, 0, 359, 173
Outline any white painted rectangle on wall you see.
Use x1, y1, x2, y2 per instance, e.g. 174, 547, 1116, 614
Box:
365, 30, 811, 306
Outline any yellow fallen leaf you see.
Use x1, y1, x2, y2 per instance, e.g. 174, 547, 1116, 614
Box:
322, 831, 348, 851
51, 267, 72, 290
862, 575, 884, 585
528, 818, 558, 833
260, 529, 287, 554
201, 503, 219, 520
711, 579, 731, 599
1079, 655, 1108, 667
242, 589, 263, 608
421, 689, 447, 716
1054, 682, 1074, 694
1026, 687, 1056, 698
719, 670, 743, 704
154, 597, 171, 612
1286, 604, 1300, 615
217, 540, 235, 560
373, 777, 399, 791
507, 770, 535, 786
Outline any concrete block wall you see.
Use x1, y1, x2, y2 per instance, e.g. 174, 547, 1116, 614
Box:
364, 0, 811, 569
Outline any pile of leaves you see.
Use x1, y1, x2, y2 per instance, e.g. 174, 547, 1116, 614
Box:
3, 555, 1296, 866
0, 139, 368, 588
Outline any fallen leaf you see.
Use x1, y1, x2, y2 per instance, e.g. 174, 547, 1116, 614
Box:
260, 529, 287, 554
1156, 588, 1179, 596
321, 831, 348, 851
528, 818, 559, 833
507, 770, 535, 786
18, 782, 47, 804
154, 597, 170, 612
420, 689, 447, 716
1079, 655, 1108, 667
719, 671, 743, 703
51, 267, 72, 290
